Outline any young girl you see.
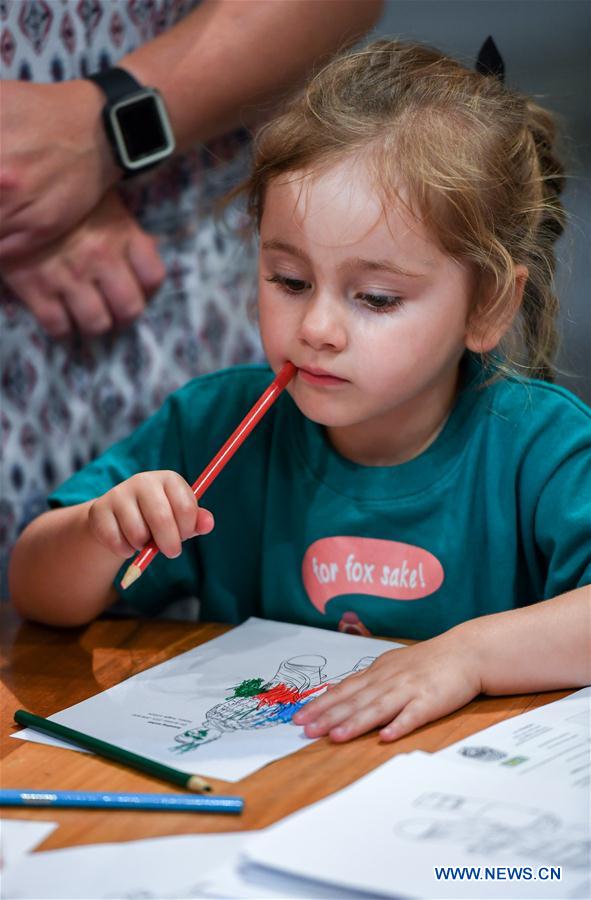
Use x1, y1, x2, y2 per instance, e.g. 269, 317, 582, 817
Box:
10, 40, 590, 745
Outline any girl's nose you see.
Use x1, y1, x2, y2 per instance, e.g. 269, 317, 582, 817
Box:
298, 295, 347, 353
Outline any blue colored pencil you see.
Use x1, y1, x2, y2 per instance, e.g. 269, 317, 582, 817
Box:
0, 789, 243, 814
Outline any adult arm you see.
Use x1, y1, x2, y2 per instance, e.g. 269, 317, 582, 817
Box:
0, 0, 383, 260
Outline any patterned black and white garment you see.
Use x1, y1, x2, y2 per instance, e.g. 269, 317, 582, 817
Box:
0, 0, 263, 592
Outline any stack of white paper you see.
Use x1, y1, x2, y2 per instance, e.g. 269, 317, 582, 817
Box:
231, 749, 589, 899
0, 833, 245, 899
0, 819, 57, 869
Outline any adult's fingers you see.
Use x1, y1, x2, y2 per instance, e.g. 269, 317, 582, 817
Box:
95, 261, 145, 326
61, 279, 113, 335
6, 278, 72, 337
127, 231, 166, 297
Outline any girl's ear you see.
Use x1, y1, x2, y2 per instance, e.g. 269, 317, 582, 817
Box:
465, 265, 528, 354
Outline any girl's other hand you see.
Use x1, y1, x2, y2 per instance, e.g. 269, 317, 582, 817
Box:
88, 471, 215, 560
292, 628, 482, 742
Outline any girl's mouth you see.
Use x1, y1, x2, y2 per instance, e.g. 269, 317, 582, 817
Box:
297, 367, 349, 387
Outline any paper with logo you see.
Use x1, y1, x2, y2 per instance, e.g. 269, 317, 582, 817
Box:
245, 750, 590, 899
438, 687, 590, 789
14, 618, 400, 782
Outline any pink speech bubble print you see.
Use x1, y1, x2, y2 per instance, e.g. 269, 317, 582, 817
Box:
302, 536, 444, 613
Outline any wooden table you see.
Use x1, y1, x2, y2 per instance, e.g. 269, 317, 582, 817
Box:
0, 605, 571, 852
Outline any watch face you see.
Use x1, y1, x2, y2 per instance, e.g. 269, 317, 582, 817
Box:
110, 90, 175, 170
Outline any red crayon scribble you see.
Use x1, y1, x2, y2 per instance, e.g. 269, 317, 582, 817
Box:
255, 682, 326, 708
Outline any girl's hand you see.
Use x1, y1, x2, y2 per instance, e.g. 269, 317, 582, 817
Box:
88, 471, 215, 560
292, 628, 482, 743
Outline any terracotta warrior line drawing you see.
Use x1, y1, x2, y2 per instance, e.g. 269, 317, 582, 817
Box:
171, 654, 375, 753
395, 792, 589, 869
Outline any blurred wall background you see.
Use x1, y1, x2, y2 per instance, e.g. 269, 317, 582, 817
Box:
372, 0, 590, 403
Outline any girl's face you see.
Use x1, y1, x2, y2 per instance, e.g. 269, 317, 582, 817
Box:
258, 156, 479, 465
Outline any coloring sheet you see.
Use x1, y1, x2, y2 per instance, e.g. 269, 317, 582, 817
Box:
0, 832, 245, 899
246, 751, 590, 899
14, 618, 400, 782
438, 687, 590, 790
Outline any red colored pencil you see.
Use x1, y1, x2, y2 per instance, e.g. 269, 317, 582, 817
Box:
120, 362, 297, 589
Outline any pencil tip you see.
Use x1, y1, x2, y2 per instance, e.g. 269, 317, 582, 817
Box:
120, 564, 142, 590
187, 775, 212, 793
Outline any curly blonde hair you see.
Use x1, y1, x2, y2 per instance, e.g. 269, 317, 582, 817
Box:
240, 39, 566, 380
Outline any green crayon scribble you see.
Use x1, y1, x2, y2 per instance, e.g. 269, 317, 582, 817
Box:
227, 677, 270, 699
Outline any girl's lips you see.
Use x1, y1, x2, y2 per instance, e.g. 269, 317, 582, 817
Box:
298, 368, 348, 387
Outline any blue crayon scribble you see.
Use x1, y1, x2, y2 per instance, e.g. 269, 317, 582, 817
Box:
263, 698, 312, 724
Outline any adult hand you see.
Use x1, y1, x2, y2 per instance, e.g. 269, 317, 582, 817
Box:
292, 626, 482, 742
1, 191, 166, 337
0, 79, 119, 260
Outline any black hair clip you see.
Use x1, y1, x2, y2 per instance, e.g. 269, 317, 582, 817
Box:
475, 36, 505, 83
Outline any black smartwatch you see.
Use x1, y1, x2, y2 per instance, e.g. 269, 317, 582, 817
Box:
87, 67, 175, 177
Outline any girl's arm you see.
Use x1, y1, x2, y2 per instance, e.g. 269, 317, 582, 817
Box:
9, 502, 122, 627
293, 585, 591, 743
9, 471, 215, 628
463, 585, 591, 693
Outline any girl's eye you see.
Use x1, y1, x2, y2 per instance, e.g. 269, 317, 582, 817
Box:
356, 292, 404, 313
265, 274, 310, 294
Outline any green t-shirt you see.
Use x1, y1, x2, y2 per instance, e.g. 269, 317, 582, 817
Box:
49, 358, 591, 640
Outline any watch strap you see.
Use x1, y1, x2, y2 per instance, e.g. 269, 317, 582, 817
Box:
87, 66, 144, 103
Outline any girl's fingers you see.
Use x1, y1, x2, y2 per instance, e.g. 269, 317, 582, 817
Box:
137, 485, 183, 559
293, 670, 371, 723
294, 659, 399, 724
302, 684, 385, 738
162, 474, 201, 542
328, 689, 410, 742
115, 501, 152, 552
379, 696, 433, 743
196, 507, 215, 535
89, 506, 136, 558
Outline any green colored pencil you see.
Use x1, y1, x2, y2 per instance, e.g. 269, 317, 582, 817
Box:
13, 709, 211, 793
